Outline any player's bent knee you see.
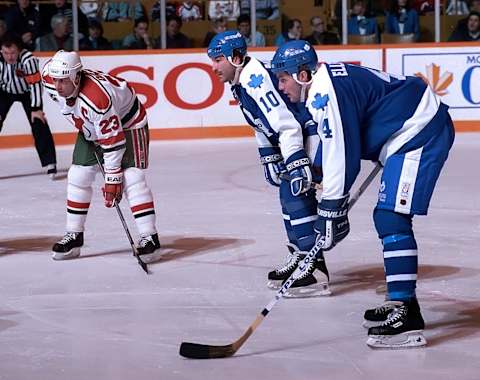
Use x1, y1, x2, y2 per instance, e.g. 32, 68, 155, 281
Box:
123, 167, 151, 198
373, 208, 413, 239
68, 165, 97, 188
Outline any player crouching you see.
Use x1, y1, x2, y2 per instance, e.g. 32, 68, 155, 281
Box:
42, 51, 160, 260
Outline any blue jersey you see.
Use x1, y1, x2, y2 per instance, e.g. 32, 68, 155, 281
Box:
306, 62, 450, 200
232, 57, 315, 161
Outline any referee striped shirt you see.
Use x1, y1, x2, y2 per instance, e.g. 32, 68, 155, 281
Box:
0, 49, 43, 110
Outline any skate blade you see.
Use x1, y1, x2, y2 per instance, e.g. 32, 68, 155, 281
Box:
52, 247, 81, 261
283, 282, 331, 298
366, 330, 427, 349
138, 250, 164, 264
267, 280, 282, 290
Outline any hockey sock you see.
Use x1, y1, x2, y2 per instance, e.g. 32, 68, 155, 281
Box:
66, 165, 96, 232
124, 167, 157, 237
374, 208, 417, 302
280, 181, 317, 251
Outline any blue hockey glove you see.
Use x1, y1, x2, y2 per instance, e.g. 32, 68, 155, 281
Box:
259, 147, 285, 187
285, 150, 313, 196
314, 195, 350, 251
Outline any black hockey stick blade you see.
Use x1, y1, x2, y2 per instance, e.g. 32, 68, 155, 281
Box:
179, 342, 236, 359
137, 256, 149, 274
179, 314, 260, 359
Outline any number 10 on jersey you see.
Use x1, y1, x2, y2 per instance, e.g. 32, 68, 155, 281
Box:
259, 91, 280, 113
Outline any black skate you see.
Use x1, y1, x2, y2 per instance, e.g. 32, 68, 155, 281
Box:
52, 232, 83, 260
366, 298, 427, 349
267, 243, 305, 290
47, 164, 57, 180
363, 300, 402, 328
136, 233, 161, 262
282, 255, 330, 298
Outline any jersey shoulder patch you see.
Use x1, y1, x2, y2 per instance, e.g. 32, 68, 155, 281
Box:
240, 59, 277, 101
79, 74, 112, 114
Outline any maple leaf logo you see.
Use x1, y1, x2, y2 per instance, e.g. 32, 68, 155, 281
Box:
311, 93, 329, 110
415, 63, 453, 96
248, 74, 264, 89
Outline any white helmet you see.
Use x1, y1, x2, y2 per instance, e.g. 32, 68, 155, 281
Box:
48, 50, 83, 83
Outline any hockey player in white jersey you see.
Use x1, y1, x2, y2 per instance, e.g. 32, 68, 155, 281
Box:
42, 51, 160, 260
207, 30, 329, 297
271, 40, 455, 348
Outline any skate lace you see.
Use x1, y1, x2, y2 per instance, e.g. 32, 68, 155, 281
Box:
58, 233, 77, 245
295, 258, 316, 280
276, 252, 301, 274
382, 305, 407, 326
373, 301, 397, 315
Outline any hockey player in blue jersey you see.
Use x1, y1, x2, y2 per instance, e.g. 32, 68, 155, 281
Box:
207, 30, 330, 297
271, 40, 454, 348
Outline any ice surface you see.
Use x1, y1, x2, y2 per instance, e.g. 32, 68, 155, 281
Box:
0, 134, 479, 380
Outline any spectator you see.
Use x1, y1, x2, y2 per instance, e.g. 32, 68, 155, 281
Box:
239, 0, 279, 19
178, 1, 203, 21
4, 0, 41, 51
39, 0, 89, 37
237, 13, 266, 46
306, 16, 340, 45
151, 1, 178, 22
79, 19, 112, 50
451, 0, 480, 32
102, 1, 145, 22
208, 0, 240, 21
122, 17, 153, 49
157, 14, 192, 48
203, 17, 227, 47
412, 0, 435, 14
449, 11, 480, 40
79, 1, 100, 20
348, 1, 378, 37
385, 0, 420, 41
36, 14, 73, 51
0, 19, 7, 40
445, 0, 469, 15
274, 18, 303, 46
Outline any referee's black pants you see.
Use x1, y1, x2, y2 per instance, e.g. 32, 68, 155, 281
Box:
0, 90, 56, 167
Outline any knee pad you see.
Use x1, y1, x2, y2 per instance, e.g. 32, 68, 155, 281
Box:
373, 208, 416, 249
68, 165, 97, 188
123, 167, 152, 202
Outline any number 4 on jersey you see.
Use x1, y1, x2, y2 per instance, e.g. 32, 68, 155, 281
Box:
321, 118, 333, 139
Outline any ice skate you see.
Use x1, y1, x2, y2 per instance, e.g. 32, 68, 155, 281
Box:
363, 300, 402, 328
52, 232, 83, 260
282, 256, 331, 298
47, 164, 57, 180
136, 233, 161, 263
366, 298, 427, 349
267, 243, 305, 290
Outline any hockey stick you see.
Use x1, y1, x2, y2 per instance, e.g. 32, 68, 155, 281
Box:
279, 172, 323, 191
94, 151, 149, 274
179, 162, 382, 359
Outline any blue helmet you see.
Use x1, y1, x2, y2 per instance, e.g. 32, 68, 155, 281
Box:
207, 30, 247, 59
271, 40, 318, 76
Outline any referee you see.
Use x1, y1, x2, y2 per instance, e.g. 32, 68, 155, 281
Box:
0, 33, 57, 177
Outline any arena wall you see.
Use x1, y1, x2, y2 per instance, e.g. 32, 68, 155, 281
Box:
1, 42, 478, 148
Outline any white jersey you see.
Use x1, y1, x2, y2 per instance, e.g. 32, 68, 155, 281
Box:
42, 66, 147, 171
233, 57, 305, 162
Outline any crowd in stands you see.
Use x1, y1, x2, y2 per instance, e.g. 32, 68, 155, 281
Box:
0, 0, 479, 52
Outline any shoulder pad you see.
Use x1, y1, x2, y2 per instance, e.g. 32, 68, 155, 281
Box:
79, 74, 112, 114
